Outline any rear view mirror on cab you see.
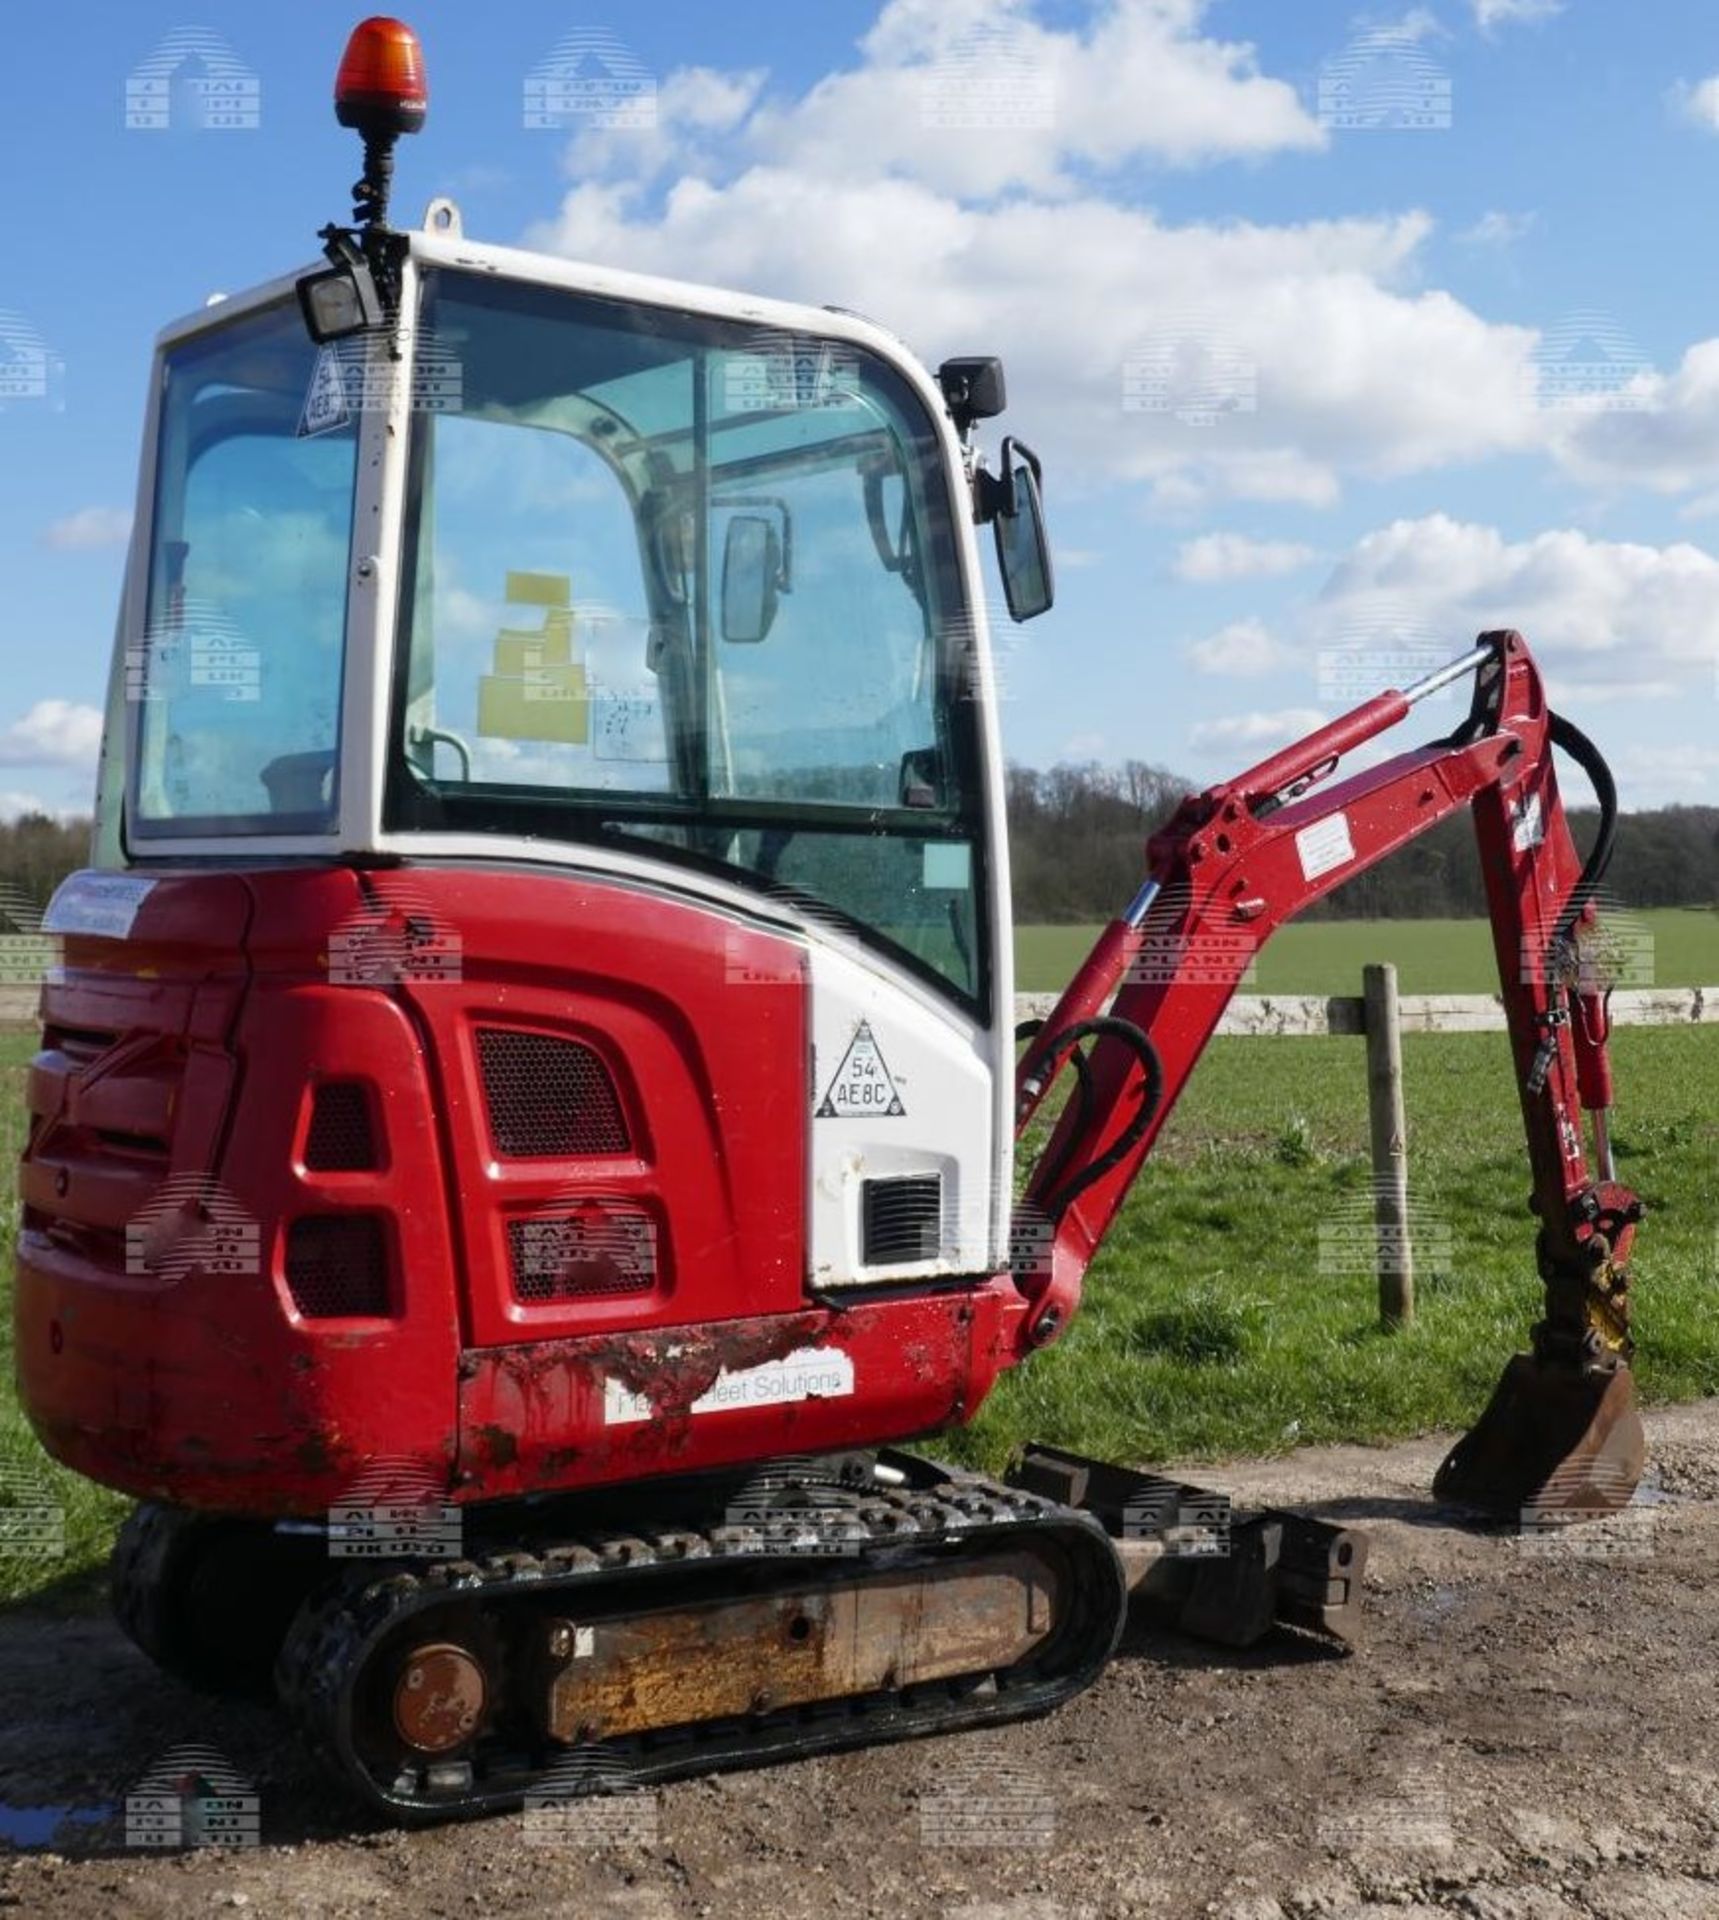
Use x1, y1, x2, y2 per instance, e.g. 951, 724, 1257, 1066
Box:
990, 439, 1053, 622
721, 514, 785, 643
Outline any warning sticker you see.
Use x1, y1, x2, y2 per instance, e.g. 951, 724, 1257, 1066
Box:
298, 348, 351, 438
1294, 810, 1355, 884
1512, 792, 1545, 852
815, 1020, 905, 1119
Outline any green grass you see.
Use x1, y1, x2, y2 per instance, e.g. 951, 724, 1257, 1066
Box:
2, 1021, 1715, 1606
953, 1022, 1719, 1474
1016, 908, 1719, 995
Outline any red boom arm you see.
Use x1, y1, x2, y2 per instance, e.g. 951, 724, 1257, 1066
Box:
1013, 632, 1640, 1399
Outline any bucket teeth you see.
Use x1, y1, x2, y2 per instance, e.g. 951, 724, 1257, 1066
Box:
1433, 1354, 1644, 1520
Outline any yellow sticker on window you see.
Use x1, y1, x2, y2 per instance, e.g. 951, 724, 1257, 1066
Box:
478, 663, 589, 744
505, 571, 570, 609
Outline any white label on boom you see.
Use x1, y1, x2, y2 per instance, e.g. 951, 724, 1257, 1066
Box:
1295, 811, 1356, 883
603, 1346, 856, 1425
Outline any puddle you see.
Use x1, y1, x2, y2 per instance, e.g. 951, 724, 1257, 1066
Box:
0, 1802, 112, 1848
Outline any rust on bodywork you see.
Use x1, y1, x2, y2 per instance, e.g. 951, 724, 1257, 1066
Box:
472, 1422, 519, 1469
454, 1283, 1015, 1501
596, 1310, 830, 1410
498, 1309, 832, 1424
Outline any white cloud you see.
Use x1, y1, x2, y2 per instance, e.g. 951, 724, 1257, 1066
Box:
0, 790, 54, 822
565, 66, 767, 183
0, 700, 105, 768
1313, 514, 1719, 682
1541, 339, 1719, 494
540, 173, 1543, 506
1457, 210, 1536, 249
1669, 76, 1719, 133
1187, 706, 1326, 754
41, 506, 131, 551
739, 0, 1325, 196
1473, 0, 1563, 31
530, 1, 1719, 513
1611, 743, 1719, 795
1174, 533, 1318, 582
563, 1, 1323, 202
1364, 9, 1445, 44
1186, 617, 1291, 677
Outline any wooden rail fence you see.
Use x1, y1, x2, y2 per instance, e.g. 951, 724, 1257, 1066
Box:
1019, 970, 1716, 1331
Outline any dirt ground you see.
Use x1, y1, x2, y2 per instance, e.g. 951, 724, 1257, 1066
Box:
6, 1405, 1719, 1920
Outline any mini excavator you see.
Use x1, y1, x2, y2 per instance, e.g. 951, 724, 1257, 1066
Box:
14, 19, 1643, 1820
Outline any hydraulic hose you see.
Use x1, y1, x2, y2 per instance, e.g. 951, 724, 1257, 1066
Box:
1547, 710, 1618, 944
1015, 1015, 1164, 1223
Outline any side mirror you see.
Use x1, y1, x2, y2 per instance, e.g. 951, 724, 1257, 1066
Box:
721, 514, 783, 643
991, 440, 1053, 622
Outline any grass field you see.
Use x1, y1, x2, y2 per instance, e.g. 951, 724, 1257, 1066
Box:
2, 1016, 1716, 1606
1016, 907, 1719, 995
956, 1021, 1718, 1477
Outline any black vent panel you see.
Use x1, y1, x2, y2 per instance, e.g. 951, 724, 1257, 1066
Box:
285, 1214, 391, 1318
861, 1175, 943, 1266
508, 1204, 657, 1301
477, 1029, 629, 1158
304, 1083, 378, 1172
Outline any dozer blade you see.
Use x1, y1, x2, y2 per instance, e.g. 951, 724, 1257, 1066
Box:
1433, 1355, 1644, 1520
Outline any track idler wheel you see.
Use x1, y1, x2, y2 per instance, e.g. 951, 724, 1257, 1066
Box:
1433, 1355, 1644, 1520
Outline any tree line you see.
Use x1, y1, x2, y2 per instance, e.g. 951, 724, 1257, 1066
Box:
2, 776, 1715, 928
0, 815, 90, 925
1006, 762, 1719, 923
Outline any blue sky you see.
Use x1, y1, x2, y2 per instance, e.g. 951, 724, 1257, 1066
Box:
5, 0, 1719, 818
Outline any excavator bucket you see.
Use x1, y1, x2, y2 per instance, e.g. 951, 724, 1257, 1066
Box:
1433, 1355, 1644, 1520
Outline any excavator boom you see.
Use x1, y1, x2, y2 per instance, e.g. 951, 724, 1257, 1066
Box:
1014, 630, 1644, 1519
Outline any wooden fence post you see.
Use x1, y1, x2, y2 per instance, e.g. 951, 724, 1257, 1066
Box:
1363, 962, 1414, 1329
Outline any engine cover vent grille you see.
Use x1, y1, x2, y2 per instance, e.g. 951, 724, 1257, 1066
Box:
861, 1175, 943, 1266
477, 1029, 629, 1158
285, 1214, 391, 1318
304, 1083, 378, 1172
508, 1203, 657, 1301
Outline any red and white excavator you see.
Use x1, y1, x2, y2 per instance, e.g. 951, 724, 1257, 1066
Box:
14, 19, 1642, 1820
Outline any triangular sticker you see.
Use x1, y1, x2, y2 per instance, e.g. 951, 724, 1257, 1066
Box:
815, 1019, 905, 1118
298, 347, 351, 438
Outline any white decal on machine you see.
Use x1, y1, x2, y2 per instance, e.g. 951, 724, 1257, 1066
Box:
815, 1020, 905, 1118
1295, 811, 1355, 884
603, 1346, 856, 1426
1512, 792, 1545, 852
42, 872, 158, 939
298, 347, 352, 437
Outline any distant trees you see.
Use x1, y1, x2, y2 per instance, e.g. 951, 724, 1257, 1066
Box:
2, 781, 1714, 929
1005, 763, 1719, 922
0, 815, 90, 924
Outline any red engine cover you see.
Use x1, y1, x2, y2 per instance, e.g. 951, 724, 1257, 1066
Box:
15, 865, 1020, 1515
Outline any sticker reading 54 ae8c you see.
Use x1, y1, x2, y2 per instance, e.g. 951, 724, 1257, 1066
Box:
815, 1019, 905, 1118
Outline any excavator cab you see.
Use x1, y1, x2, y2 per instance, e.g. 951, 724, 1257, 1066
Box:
28, 69, 1067, 1523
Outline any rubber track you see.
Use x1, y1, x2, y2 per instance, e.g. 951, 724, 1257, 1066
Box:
275, 1464, 1128, 1822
